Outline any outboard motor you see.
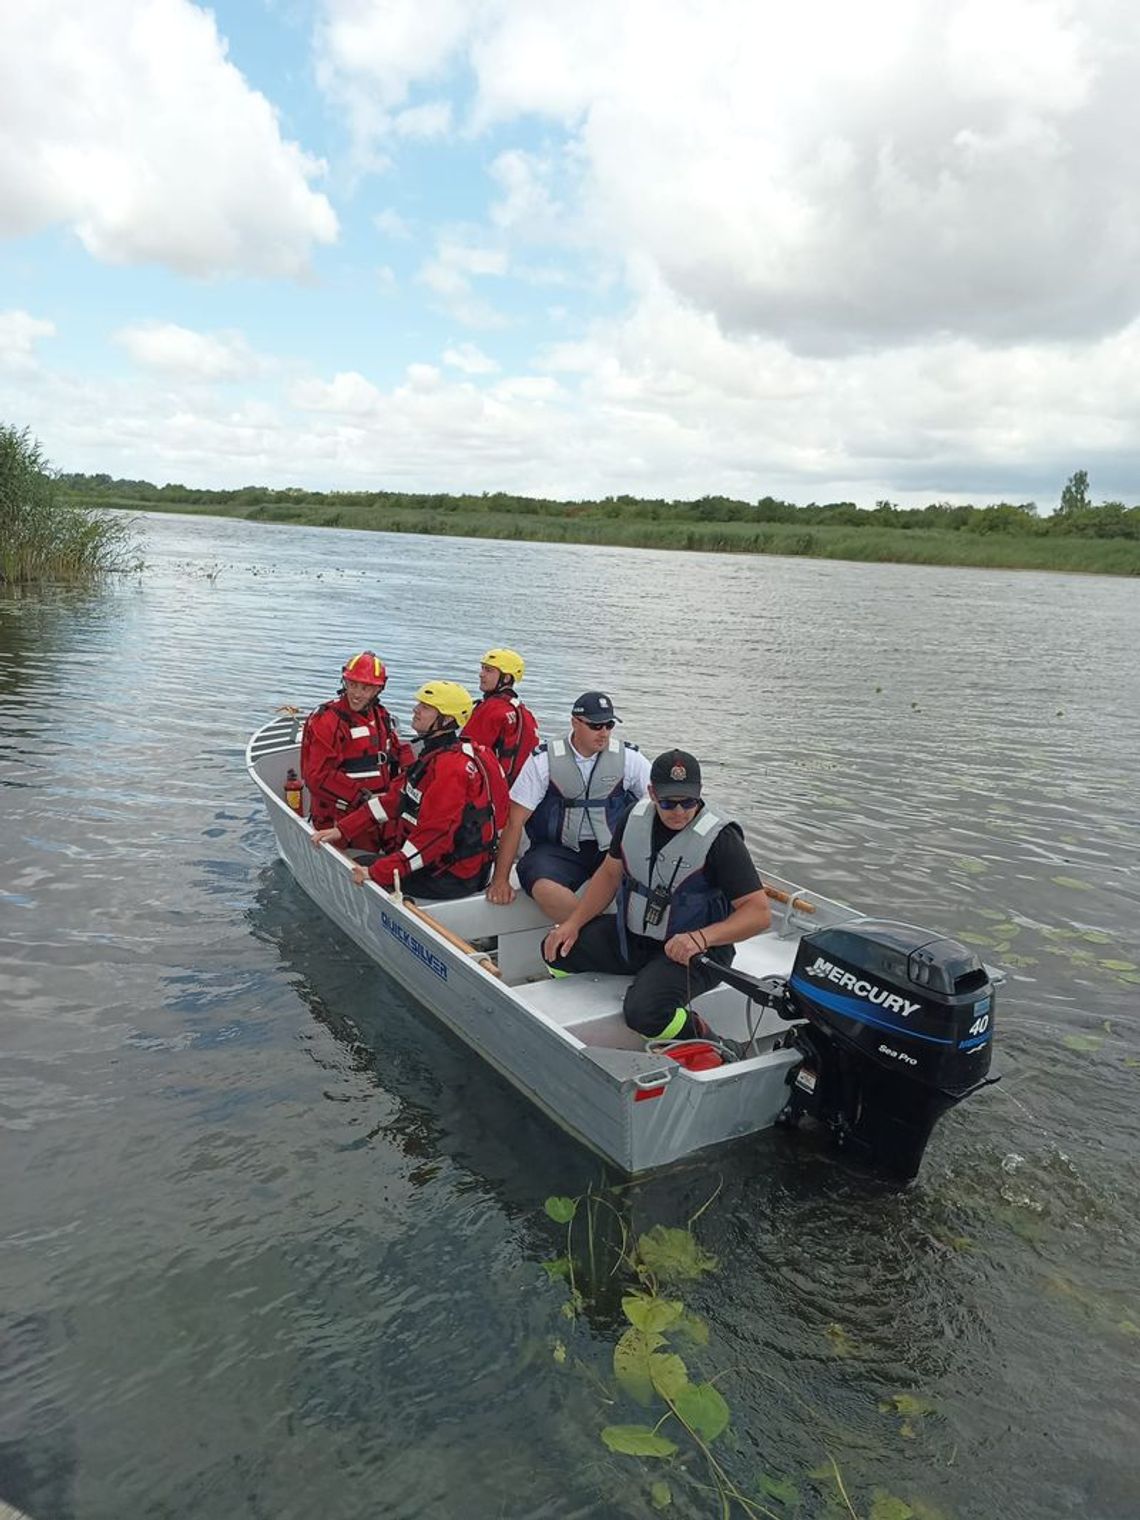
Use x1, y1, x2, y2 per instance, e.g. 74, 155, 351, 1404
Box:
778, 920, 996, 1179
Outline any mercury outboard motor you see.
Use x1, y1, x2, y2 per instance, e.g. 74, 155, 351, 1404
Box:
775, 920, 997, 1179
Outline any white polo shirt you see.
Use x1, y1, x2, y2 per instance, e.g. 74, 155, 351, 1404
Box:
509, 733, 652, 818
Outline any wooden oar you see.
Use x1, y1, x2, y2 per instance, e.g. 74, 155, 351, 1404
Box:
402, 900, 502, 978
765, 885, 816, 914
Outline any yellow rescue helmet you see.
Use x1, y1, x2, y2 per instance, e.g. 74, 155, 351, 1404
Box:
414, 680, 474, 726
481, 647, 525, 684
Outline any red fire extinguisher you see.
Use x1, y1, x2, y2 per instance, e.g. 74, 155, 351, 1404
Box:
284, 767, 304, 814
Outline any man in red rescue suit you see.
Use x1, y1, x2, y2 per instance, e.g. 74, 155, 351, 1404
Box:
301, 651, 408, 832
312, 681, 507, 901
460, 647, 540, 785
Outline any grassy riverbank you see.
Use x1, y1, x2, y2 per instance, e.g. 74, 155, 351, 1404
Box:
1, 427, 137, 585
63, 484, 1140, 576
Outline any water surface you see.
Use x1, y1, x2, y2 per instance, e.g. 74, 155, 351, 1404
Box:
1, 514, 1137, 1518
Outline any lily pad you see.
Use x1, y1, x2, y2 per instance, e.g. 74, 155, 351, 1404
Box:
1100, 959, 1137, 972
544, 1195, 578, 1223
541, 1257, 571, 1280
825, 1322, 855, 1357
884, 1393, 938, 1418
1051, 875, 1092, 891
1062, 1033, 1104, 1053
1080, 930, 1112, 944
623, 1293, 684, 1335
675, 1381, 730, 1442
601, 1424, 678, 1458
650, 1479, 673, 1510
952, 856, 988, 875
758, 1473, 801, 1506
649, 1351, 691, 1402
636, 1225, 718, 1281
672, 1309, 710, 1345
869, 1492, 914, 1520
552, 1340, 566, 1365
614, 1326, 666, 1405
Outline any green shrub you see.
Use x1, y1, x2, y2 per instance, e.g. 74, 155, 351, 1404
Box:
1, 424, 139, 584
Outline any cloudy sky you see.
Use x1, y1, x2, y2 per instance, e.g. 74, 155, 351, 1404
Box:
2, 0, 1138, 507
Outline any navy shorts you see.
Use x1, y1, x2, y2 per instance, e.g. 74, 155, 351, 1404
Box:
516, 840, 605, 895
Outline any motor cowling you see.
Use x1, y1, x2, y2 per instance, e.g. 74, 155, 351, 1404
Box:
781, 919, 996, 1179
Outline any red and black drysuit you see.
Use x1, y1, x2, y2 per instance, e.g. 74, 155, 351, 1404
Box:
301, 696, 410, 831
461, 688, 539, 785
338, 728, 505, 899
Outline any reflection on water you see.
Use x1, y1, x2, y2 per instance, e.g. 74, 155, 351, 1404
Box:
1, 513, 1138, 1518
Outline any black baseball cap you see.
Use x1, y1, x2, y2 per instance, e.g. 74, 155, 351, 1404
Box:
650, 749, 702, 799
571, 691, 621, 723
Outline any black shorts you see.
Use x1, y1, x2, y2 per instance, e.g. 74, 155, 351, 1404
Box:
516, 840, 605, 895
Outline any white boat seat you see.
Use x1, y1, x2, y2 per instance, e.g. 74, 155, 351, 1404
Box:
513, 972, 630, 1029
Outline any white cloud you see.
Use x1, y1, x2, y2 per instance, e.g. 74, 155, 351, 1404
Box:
417, 239, 510, 327
318, 0, 1140, 350
374, 208, 412, 240
392, 100, 452, 138
1, 0, 337, 277
290, 371, 385, 416
0, 310, 56, 368
11, 275, 1140, 508
113, 322, 262, 380
443, 342, 500, 374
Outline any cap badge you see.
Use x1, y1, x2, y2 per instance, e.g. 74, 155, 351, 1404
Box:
670, 763, 686, 781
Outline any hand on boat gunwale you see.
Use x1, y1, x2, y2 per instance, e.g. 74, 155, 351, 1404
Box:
543, 922, 579, 961
664, 931, 706, 965
351, 865, 368, 886
311, 827, 343, 848
486, 877, 516, 906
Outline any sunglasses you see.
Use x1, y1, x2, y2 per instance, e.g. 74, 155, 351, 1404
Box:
578, 718, 616, 731
657, 795, 700, 810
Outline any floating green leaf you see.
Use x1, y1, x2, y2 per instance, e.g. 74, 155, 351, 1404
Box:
957, 931, 995, 947
825, 1322, 855, 1357
883, 1393, 938, 1418
1051, 875, 1091, 891
636, 1225, 718, 1281
1062, 1033, 1103, 1053
1000, 953, 1038, 968
869, 1492, 915, 1520
1101, 959, 1137, 972
1124, 1058, 1140, 1069
648, 1351, 690, 1403
541, 1256, 571, 1280
1080, 930, 1112, 944
987, 920, 1021, 939
650, 1479, 673, 1510
544, 1195, 578, 1223
675, 1381, 730, 1442
672, 1309, 710, 1345
758, 1473, 801, 1506
952, 856, 988, 875
614, 1326, 665, 1405
623, 1293, 684, 1335
552, 1340, 566, 1365
601, 1424, 678, 1458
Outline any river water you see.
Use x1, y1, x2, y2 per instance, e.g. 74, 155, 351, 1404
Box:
1, 513, 1137, 1520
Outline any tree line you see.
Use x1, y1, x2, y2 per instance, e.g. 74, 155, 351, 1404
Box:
57, 469, 1140, 540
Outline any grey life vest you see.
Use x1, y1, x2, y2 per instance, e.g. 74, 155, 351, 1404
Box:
545, 736, 628, 850
619, 797, 736, 942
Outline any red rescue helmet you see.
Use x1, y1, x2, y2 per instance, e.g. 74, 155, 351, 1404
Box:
342, 651, 388, 690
